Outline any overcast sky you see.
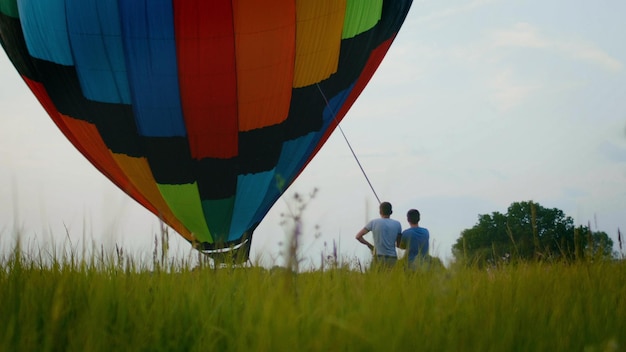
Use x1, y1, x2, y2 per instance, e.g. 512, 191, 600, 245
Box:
1, 0, 625, 267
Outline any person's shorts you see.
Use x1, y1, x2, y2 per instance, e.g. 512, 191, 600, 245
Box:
374, 255, 397, 268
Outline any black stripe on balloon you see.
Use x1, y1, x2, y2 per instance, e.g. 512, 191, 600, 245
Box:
142, 131, 282, 198
196, 157, 237, 199
381, 0, 414, 41
0, 12, 39, 81
237, 126, 283, 173
30, 60, 144, 157
282, 86, 326, 140
142, 136, 195, 184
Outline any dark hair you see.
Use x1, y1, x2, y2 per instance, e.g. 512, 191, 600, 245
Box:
407, 209, 420, 224
380, 202, 393, 216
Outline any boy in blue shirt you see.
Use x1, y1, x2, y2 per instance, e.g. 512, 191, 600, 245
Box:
397, 209, 430, 270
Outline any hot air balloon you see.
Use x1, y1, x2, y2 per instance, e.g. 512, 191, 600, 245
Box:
0, 0, 412, 262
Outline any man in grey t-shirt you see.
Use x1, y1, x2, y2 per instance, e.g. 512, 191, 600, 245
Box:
355, 201, 402, 268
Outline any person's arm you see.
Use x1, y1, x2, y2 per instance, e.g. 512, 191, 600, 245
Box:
396, 233, 403, 248
356, 228, 374, 251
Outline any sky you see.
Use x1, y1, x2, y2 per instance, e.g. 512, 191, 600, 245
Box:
1, 0, 625, 267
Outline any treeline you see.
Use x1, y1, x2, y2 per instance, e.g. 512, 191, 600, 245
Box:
452, 201, 618, 266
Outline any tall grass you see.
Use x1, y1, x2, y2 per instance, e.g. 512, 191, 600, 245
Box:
1, 239, 624, 351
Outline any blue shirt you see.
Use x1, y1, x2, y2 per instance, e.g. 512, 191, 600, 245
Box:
401, 226, 430, 262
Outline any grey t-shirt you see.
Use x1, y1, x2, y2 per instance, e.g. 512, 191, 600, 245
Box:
365, 218, 402, 257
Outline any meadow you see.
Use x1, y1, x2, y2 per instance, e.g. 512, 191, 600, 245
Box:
1, 240, 624, 352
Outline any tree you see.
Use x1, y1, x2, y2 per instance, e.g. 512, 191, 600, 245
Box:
452, 201, 615, 265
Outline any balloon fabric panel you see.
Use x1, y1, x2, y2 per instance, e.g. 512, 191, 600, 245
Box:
232, 0, 295, 132
0, 0, 18, 18
18, 0, 73, 65
293, 0, 345, 88
119, 0, 186, 138
342, 0, 384, 39
173, 0, 238, 160
157, 183, 213, 242
66, 0, 131, 105
111, 153, 195, 242
0, 0, 414, 256
229, 170, 275, 241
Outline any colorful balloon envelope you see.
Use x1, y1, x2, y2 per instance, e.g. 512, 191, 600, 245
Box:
0, 0, 412, 261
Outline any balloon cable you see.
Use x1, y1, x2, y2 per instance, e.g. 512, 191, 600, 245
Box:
315, 84, 381, 205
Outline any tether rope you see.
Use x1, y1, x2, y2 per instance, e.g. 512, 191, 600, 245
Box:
316, 83, 381, 205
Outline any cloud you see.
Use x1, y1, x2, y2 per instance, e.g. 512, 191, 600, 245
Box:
444, 22, 623, 111
491, 22, 549, 48
488, 69, 539, 111
491, 22, 623, 72
557, 40, 623, 72
415, 0, 498, 23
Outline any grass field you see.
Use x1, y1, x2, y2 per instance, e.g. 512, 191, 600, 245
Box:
1, 240, 624, 352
